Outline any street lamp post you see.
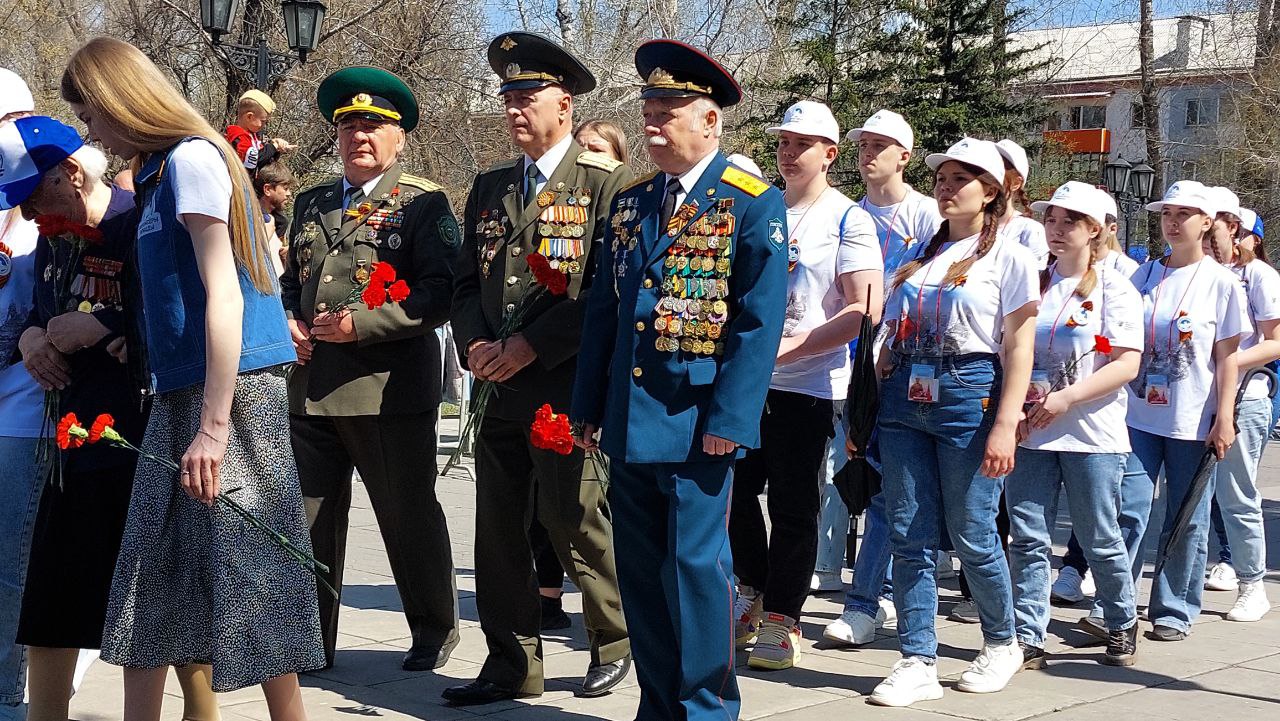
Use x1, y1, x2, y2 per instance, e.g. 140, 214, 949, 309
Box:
1104, 156, 1156, 252
200, 0, 327, 89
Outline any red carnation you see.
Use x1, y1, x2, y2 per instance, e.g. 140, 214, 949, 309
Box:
526, 254, 568, 296
530, 404, 575, 455
89, 413, 116, 443
387, 279, 410, 303
370, 262, 397, 284
1094, 335, 1113, 355
34, 215, 68, 238
361, 283, 388, 309
56, 413, 87, 450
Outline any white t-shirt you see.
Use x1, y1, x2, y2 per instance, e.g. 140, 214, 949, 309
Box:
1230, 259, 1280, 400
773, 189, 882, 399
1095, 250, 1140, 279
1023, 266, 1144, 453
1126, 256, 1249, 441
883, 234, 1039, 356
999, 214, 1049, 270
0, 214, 44, 437
859, 187, 942, 276
171, 139, 233, 226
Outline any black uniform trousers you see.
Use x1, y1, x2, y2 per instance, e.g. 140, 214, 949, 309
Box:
474, 415, 629, 694
291, 411, 459, 665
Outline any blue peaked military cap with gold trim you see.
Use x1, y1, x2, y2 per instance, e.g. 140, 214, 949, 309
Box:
635, 39, 742, 109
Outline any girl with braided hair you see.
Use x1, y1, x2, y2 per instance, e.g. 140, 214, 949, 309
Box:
1200, 187, 1279, 624
1005, 182, 1144, 670
995, 140, 1049, 270
868, 138, 1039, 707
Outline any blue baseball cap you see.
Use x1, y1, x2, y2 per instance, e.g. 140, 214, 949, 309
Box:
1241, 208, 1264, 239
0, 116, 84, 210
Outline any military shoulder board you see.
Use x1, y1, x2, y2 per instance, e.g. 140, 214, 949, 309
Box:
619, 171, 658, 194
576, 151, 623, 173
399, 173, 442, 192
721, 166, 768, 197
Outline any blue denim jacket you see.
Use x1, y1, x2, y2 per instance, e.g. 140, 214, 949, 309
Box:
134, 138, 295, 393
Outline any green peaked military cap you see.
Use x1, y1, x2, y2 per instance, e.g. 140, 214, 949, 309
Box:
317, 66, 420, 132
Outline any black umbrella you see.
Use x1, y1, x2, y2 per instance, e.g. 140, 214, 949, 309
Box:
1153, 366, 1278, 579
831, 293, 881, 516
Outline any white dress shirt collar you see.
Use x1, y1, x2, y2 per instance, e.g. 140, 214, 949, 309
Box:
523, 133, 575, 191
666, 150, 720, 204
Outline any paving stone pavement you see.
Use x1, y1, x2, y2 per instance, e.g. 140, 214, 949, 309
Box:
67, 423, 1280, 720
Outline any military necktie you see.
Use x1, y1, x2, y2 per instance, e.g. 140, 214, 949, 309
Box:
523, 162, 540, 209
659, 175, 680, 231
343, 185, 364, 213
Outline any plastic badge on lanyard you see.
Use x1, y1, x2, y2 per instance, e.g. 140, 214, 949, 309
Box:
908, 364, 937, 403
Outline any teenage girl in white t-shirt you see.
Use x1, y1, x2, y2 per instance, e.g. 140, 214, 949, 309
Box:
728, 102, 883, 671
995, 140, 1049, 270
1202, 188, 1279, 623
1123, 181, 1247, 642
1005, 182, 1143, 668
869, 139, 1038, 707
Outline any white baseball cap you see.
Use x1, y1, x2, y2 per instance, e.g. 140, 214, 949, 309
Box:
767, 100, 840, 144
1098, 188, 1118, 220
1240, 208, 1259, 236
845, 109, 914, 152
995, 139, 1029, 181
1204, 186, 1242, 220
1031, 181, 1110, 227
0, 68, 35, 120
925, 137, 1006, 184
727, 153, 763, 178
1144, 180, 1216, 217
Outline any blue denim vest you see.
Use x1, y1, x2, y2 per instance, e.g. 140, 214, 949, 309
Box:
134, 138, 295, 393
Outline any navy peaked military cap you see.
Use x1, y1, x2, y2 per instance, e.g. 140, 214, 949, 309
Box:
488, 32, 597, 96
318, 66, 420, 132
634, 40, 742, 108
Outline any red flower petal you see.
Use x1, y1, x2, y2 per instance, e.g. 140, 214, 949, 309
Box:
387, 280, 410, 303
1094, 335, 1113, 355
89, 413, 115, 443
362, 283, 388, 309
370, 262, 397, 284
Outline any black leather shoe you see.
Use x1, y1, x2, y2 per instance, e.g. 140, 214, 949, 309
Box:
442, 679, 520, 706
541, 596, 571, 631
402, 633, 459, 671
580, 655, 631, 697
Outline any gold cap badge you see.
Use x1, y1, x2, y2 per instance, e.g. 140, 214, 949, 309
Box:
500, 36, 517, 51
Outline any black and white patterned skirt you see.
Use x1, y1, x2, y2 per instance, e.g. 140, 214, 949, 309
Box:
101, 369, 325, 692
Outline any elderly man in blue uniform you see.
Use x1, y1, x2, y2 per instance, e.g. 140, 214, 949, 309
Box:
571, 40, 788, 721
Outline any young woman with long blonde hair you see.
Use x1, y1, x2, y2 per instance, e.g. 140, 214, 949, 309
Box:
869, 138, 1038, 707
61, 37, 322, 721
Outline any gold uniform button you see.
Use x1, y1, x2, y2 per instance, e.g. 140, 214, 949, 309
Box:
632, 367, 643, 378
506, 303, 516, 313
635, 321, 646, 331
329, 249, 340, 256
321, 274, 333, 283
315, 302, 328, 312
511, 247, 522, 256
506, 276, 518, 286
643, 279, 654, 288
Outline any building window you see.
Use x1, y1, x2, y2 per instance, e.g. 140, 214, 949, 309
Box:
1185, 97, 1218, 127
1069, 105, 1107, 130
1131, 102, 1147, 129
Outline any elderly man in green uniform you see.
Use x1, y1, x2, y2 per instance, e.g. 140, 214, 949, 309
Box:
281, 66, 460, 672
442, 32, 632, 706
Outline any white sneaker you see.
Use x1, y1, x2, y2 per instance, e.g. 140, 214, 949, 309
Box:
878, 596, 897, 626
1226, 581, 1271, 622
956, 639, 1023, 694
1050, 567, 1091, 603
811, 571, 843, 593
733, 585, 763, 647
1205, 562, 1238, 591
823, 609, 879, 646
936, 551, 957, 579
868, 656, 944, 707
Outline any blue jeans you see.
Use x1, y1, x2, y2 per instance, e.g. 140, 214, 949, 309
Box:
843, 491, 893, 617
0, 437, 45, 714
815, 403, 850, 574
1108, 428, 1214, 633
1007, 449, 1136, 647
879, 354, 1014, 658
1212, 397, 1269, 584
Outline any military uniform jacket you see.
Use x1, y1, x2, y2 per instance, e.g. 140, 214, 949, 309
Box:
282, 164, 458, 416
451, 141, 632, 422
571, 152, 789, 464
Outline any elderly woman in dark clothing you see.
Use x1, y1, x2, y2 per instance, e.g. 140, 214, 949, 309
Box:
4, 116, 217, 721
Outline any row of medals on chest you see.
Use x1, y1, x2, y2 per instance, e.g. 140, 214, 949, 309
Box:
477, 184, 592, 277
653, 198, 737, 356
43, 256, 125, 312
295, 190, 411, 285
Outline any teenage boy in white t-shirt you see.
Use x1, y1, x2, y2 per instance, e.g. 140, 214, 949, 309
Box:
728, 101, 882, 671
849, 110, 942, 275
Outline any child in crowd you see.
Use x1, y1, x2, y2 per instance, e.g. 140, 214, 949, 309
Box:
223, 89, 296, 172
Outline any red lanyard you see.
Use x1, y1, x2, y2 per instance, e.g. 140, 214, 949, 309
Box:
911, 237, 980, 351
1146, 258, 1203, 354
1042, 270, 1105, 352
862, 198, 904, 258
